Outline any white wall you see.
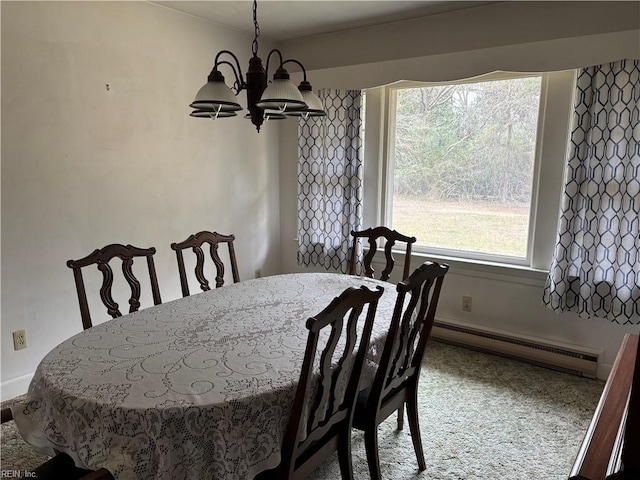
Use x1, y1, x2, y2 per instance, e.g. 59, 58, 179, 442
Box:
278, 1, 640, 379
1, 1, 282, 399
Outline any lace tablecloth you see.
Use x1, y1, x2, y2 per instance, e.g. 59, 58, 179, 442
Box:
13, 273, 397, 480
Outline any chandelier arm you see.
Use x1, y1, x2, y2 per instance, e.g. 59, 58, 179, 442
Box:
213, 50, 246, 88
264, 49, 285, 79
215, 60, 243, 94
281, 59, 308, 82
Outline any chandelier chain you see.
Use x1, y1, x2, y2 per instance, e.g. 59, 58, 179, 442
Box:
252, 0, 260, 57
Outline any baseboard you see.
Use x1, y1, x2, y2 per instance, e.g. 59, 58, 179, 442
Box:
1, 373, 33, 401
431, 315, 603, 379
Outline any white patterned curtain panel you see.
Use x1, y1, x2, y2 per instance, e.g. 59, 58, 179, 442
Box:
543, 59, 640, 325
297, 89, 364, 273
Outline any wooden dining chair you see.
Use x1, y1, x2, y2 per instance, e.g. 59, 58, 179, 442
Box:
352, 261, 449, 480
1, 407, 105, 480
349, 227, 417, 282
66, 243, 162, 330
20, 452, 114, 480
258, 285, 384, 480
170, 231, 240, 297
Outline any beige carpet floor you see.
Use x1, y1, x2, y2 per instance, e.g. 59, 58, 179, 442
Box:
0, 341, 604, 479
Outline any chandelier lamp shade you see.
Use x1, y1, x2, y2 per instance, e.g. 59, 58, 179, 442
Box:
189, 0, 326, 132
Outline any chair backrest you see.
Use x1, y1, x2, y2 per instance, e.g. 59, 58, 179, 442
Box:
279, 285, 384, 479
66, 244, 162, 330
349, 226, 417, 281
170, 231, 240, 297
367, 261, 448, 419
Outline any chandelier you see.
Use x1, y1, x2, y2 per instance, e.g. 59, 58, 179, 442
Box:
189, 0, 326, 132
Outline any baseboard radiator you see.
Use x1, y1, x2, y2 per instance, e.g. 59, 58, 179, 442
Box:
431, 320, 600, 379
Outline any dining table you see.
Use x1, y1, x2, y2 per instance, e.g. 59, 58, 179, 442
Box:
12, 272, 399, 480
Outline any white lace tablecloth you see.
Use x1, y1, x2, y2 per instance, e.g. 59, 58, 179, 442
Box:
13, 273, 397, 480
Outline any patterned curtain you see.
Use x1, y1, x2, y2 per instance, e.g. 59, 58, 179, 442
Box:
297, 89, 364, 273
543, 59, 640, 325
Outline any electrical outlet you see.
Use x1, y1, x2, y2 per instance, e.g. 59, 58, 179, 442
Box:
255, 269, 262, 278
13, 329, 27, 350
462, 296, 472, 312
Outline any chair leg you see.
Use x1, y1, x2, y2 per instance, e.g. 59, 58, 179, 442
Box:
397, 404, 404, 430
79, 469, 115, 480
406, 394, 426, 470
1, 407, 13, 424
338, 428, 355, 480
364, 426, 382, 480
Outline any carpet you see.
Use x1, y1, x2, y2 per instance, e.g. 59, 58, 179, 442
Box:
0, 341, 603, 479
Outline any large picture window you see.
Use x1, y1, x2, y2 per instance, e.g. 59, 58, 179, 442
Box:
385, 75, 544, 263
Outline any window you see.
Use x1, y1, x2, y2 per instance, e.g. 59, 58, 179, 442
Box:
383, 75, 545, 264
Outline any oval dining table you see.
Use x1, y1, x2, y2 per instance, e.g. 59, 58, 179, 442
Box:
12, 272, 398, 480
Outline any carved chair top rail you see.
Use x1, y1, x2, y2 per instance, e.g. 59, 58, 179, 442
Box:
170, 231, 236, 250
350, 226, 417, 244
66, 244, 157, 268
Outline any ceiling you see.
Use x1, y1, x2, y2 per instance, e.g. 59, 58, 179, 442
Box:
151, 1, 500, 41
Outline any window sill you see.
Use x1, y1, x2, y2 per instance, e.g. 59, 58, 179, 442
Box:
293, 236, 549, 287
403, 251, 549, 287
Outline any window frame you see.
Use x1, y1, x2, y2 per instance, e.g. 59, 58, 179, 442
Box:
377, 73, 553, 268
